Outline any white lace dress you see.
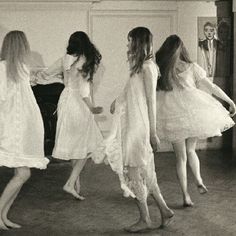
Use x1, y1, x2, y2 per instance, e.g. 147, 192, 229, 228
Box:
156, 62, 235, 142
0, 61, 48, 169
92, 60, 160, 198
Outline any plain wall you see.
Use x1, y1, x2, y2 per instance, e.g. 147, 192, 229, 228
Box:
0, 0, 219, 150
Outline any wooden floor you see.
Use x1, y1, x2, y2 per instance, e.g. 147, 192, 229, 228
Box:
0, 150, 236, 236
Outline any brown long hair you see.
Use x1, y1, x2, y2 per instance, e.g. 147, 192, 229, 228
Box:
0, 30, 30, 81
66, 31, 101, 82
127, 27, 153, 76
155, 35, 192, 91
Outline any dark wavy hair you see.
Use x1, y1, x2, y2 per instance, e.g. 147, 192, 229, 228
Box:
66, 31, 101, 81
155, 35, 192, 91
127, 27, 153, 76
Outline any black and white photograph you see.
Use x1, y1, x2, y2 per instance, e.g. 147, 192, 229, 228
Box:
0, 0, 236, 235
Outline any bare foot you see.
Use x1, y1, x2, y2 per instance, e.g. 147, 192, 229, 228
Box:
74, 178, 86, 200
124, 220, 157, 233
197, 184, 208, 194
160, 209, 174, 228
2, 218, 21, 229
63, 185, 85, 200
183, 201, 194, 207
0, 220, 9, 230
183, 195, 194, 207
75, 178, 81, 193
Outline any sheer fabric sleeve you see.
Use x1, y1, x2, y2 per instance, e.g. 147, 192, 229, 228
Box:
33, 57, 64, 85
79, 79, 91, 98
193, 62, 207, 84
63, 54, 78, 71
193, 62, 215, 92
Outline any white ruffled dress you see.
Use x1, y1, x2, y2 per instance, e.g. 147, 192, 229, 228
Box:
0, 61, 48, 169
156, 63, 235, 142
36, 55, 103, 160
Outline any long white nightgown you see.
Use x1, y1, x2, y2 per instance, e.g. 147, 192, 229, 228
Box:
0, 61, 48, 169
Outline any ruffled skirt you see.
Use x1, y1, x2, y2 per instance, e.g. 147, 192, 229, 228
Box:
156, 88, 235, 142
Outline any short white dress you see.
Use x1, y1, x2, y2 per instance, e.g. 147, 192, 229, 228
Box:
156, 62, 235, 142
36, 55, 103, 160
0, 61, 48, 169
92, 60, 160, 198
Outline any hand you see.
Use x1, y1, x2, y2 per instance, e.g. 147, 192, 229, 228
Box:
229, 101, 236, 117
110, 100, 116, 114
150, 134, 161, 153
91, 106, 103, 114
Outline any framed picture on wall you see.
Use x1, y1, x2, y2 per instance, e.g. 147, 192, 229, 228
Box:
197, 17, 231, 80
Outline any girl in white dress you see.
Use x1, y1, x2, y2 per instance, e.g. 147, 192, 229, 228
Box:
93, 27, 174, 233
35, 31, 103, 200
155, 35, 235, 207
0, 31, 48, 230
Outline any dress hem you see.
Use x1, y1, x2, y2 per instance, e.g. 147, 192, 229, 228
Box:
159, 123, 235, 143
0, 151, 49, 169
52, 152, 90, 160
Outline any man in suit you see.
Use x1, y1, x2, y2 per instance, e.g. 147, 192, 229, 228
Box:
198, 22, 218, 78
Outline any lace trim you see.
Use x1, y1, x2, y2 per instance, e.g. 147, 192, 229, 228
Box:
0, 151, 49, 169
90, 138, 155, 200
52, 152, 89, 160
158, 120, 235, 142
127, 179, 148, 202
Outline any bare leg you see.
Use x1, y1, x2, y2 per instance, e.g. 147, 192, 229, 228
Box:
124, 167, 154, 233
63, 158, 87, 200
151, 183, 174, 227
2, 189, 21, 228
74, 159, 87, 195
186, 138, 208, 194
172, 141, 194, 207
0, 167, 31, 229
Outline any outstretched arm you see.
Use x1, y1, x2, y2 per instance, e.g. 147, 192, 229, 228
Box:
32, 57, 64, 85
199, 79, 236, 116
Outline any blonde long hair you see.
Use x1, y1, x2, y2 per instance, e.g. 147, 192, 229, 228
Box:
0, 30, 30, 81
127, 27, 153, 77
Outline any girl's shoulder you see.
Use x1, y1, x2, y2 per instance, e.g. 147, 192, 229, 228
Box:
143, 59, 159, 74
62, 54, 86, 71
143, 59, 157, 70
191, 62, 206, 74
143, 59, 155, 66
62, 54, 78, 71
177, 62, 205, 76
142, 59, 159, 81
